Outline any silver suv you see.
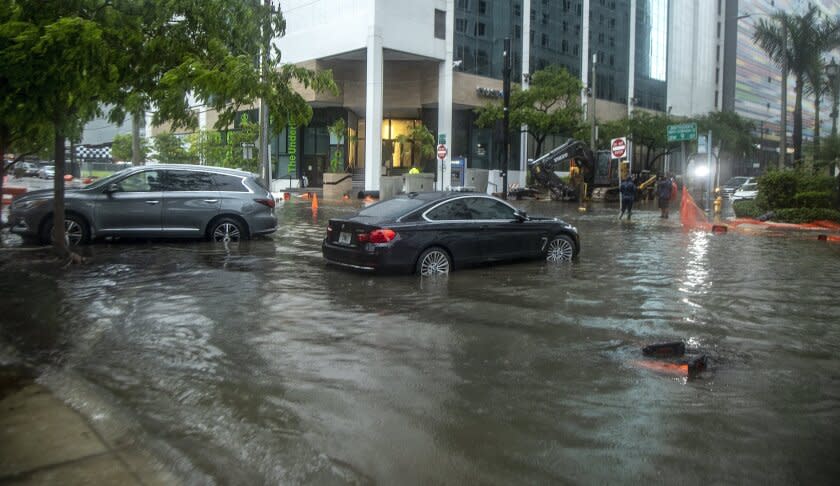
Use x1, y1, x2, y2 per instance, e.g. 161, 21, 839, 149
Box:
9, 164, 277, 245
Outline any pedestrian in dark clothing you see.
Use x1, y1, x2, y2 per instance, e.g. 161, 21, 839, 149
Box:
657, 176, 672, 218
619, 176, 636, 220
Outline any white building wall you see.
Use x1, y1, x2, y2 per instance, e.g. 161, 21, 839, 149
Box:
667, 0, 717, 117
277, 0, 445, 62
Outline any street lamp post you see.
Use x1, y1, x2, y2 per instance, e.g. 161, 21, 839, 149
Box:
825, 57, 840, 137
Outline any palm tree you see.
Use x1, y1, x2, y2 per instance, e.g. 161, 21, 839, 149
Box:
754, 5, 840, 164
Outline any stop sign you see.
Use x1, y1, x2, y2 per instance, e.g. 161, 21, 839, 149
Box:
437, 144, 448, 160
611, 137, 627, 159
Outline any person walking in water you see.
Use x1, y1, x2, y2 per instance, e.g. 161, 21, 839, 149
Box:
657, 175, 673, 218
619, 176, 636, 220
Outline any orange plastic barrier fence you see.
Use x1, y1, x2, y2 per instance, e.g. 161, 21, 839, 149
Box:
679, 186, 711, 231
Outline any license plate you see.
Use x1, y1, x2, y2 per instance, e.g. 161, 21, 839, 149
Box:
338, 232, 352, 245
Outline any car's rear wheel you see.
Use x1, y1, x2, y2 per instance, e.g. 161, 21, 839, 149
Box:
546, 234, 575, 262
209, 217, 246, 243
416, 247, 451, 276
40, 214, 90, 246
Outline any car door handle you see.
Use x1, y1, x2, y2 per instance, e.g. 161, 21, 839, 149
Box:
145, 200, 160, 205
203, 199, 219, 203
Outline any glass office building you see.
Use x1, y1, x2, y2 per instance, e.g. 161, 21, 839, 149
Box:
453, 0, 668, 110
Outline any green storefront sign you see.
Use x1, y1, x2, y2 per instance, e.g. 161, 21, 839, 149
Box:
667, 123, 697, 142
287, 123, 297, 174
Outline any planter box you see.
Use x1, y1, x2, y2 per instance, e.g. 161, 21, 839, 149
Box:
323, 172, 353, 200
379, 176, 404, 201
405, 174, 434, 194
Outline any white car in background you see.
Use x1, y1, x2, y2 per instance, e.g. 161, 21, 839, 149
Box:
38, 165, 55, 179
732, 182, 758, 201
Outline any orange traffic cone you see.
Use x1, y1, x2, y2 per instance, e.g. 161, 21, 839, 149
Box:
311, 193, 319, 210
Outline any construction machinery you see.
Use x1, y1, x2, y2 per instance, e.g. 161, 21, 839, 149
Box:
523, 139, 620, 201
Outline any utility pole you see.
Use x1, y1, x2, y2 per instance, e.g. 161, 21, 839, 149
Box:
259, 0, 271, 185
590, 53, 597, 150
502, 37, 511, 200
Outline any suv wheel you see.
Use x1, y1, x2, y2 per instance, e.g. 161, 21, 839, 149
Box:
40, 215, 90, 246
209, 217, 246, 243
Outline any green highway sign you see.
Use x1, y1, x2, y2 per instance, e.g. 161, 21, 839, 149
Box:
667, 123, 697, 142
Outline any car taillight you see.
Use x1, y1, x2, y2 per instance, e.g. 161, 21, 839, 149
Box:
255, 198, 275, 208
369, 228, 397, 244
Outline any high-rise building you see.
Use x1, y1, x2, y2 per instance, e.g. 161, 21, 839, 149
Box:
721, 0, 840, 175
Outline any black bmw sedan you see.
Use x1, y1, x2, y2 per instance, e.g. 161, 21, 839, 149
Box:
322, 192, 580, 275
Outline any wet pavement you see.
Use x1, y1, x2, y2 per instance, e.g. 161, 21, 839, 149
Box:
1, 198, 840, 484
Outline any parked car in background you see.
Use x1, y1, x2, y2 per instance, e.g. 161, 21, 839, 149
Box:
732, 182, 758, 201
38, 165, 55, 179
9, 164, 276, 245
15, 162, 40, 177
722, 176, 752, 199
322, 192, 580, 275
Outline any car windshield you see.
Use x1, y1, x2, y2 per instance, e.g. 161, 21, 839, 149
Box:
724, 177, 747, 187
84, 168, 134, 190
358, 197, 427, 219
740, 183, 757, 191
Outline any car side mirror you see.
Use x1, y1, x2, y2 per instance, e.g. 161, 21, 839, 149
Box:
104, 183, 120, 194
514, 209, 528, 222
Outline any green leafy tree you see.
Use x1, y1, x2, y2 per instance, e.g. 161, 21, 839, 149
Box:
395, 124, 435, 172
111, 133, 147, 162
2, 2, 129, 257
694, 111, 757, 162
476, 65, 583, 157
591, 112, 672, 171
2, 1, 336, 257
153, 133, 189, 164
327, 117, 346, 173
186, 130, 227, 166
152, 2, 337, 136
754, 5, 840, 163
225, 117, 261, 173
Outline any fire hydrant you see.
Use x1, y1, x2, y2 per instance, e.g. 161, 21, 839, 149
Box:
713, 188, 723, 221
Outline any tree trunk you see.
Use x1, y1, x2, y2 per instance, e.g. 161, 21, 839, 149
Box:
132, 110, 143, 165
52, 127, 68, 257
0, 128, 7, 224
793, 75, 804, 163
814, 94, 821, 162
534, 135, 544, 159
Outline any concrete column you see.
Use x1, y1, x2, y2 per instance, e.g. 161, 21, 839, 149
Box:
364, 24, 384, 191
628, 0, 636, 117
519, 0, 531, 187
436, 0, 455, 191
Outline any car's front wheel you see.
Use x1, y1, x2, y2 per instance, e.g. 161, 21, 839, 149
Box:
546, 234, 575, 262
416, 247, 452, 276
209, 217, 246, 243
40, 214, 90, 246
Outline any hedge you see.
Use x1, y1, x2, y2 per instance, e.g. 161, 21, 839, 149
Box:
756, 171, 799, 210
773, 208, 840, 224
733, 199, 762, 218
793, 191, 834, 209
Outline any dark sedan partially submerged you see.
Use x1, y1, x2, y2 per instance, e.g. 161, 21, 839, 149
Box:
322, 192, 580, 275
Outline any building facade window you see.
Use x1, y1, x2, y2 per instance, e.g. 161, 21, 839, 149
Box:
456, 18, 467, 33
435, 9, 446, 39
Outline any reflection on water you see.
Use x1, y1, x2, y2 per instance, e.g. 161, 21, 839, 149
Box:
2, 200, 840, 483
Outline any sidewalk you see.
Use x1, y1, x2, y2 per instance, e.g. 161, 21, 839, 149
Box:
0, 370, 178, 485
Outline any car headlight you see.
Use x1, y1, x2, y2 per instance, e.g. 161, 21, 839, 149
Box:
13, 199, 49, 210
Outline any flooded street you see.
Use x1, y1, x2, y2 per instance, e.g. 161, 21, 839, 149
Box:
2, 199, 840, 484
